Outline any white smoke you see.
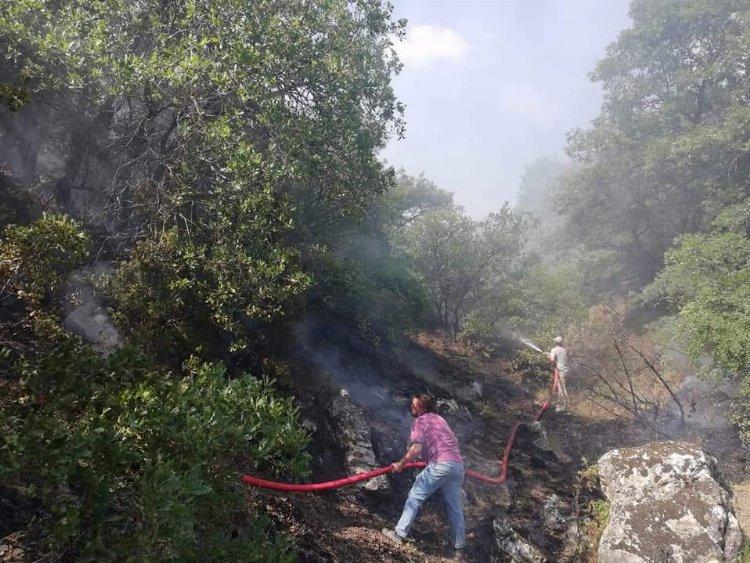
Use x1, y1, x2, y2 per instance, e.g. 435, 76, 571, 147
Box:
63, 264, 121, 351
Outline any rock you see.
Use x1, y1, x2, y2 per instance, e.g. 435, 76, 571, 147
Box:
597, 441, 742, 563
493, 514, 547, 562
471, 379, 484, 397
300, 418, 317, 433
528, 421, 550, 451
541, 493, 568, 533
329, 389, 389, 491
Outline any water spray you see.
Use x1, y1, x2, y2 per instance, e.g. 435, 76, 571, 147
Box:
506, 327, 545, 355
519, 338, 543, 354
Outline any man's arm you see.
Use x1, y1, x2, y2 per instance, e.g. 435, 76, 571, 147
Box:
391, 442, 423, 473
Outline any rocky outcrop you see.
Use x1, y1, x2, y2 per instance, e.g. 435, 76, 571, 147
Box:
597, 441, 742, 563
493, 514, 547, 562
540, 493, 568, 534
329, 389, 389, 491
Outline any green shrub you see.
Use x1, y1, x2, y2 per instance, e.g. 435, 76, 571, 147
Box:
0, 214, 89, 305
0, 81, 30, 111
108, 218, 310, 362
1, 338, 309, 560
571, 461, 609, 559
304, 242, 429, 342
741, 540, 750, 563
507, 348, 552, 384
586, 499, 610, 537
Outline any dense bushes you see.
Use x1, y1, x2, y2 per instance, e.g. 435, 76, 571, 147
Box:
0, 0, 410, 556
0, 214, 310, 560
644, 204, 750, 441
0, 214, 89, 306
108, 218, 310, 362
0, 339, 309, 560
1, 0, 406, 363
644, 204, 750, 380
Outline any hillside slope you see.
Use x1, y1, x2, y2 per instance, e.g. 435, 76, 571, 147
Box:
250, 318, 749, 562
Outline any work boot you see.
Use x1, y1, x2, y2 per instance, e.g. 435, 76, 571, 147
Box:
381, 527, 406, 544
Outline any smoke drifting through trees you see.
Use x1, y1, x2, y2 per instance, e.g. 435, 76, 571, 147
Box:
1, 0, 750, 559
511, 0, 750, 442
0, 1, 409, 558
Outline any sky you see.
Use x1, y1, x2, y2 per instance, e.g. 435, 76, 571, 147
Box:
379, 0, 632, 218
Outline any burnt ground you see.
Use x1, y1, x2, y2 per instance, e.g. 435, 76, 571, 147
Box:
258, 319, 600, 562
254, 316, 750, 562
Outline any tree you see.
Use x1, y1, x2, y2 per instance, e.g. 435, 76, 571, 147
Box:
644, 203, 750, 378
0, 0, 407, 359
0, 2, 419, 558
563, 0, 750, 292
301, 171, 450, 339
398, 203, 528, 335
0, 0, 405, 232
642, 201, 749, 442
379, 171, 454, 229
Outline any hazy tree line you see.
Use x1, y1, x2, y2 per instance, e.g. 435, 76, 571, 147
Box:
393, 0, 749, 432
513, 0, 750, 434
573, 0, 749, 388
1, 0, 749, 559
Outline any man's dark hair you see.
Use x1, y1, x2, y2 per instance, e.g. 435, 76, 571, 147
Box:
412, 393, 435, 412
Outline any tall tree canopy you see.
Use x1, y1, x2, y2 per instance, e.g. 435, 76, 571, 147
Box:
563, 0, 750, 291
0, 1, 407, 558
561, 0, 750, 425
0, 0, 406, 357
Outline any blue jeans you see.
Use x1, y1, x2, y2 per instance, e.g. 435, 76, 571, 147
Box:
395, 461, 466, 549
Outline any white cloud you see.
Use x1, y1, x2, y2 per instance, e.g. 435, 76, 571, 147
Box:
395, 25, 471, 68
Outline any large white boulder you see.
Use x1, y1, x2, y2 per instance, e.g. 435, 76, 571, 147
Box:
597, 441, 742, 562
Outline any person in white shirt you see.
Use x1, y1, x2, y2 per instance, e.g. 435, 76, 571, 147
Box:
548, 336, 570, 410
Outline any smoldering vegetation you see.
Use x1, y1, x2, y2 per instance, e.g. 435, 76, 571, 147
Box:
1, 0, 750, 561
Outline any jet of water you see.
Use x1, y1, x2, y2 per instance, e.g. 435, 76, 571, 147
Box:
501, 326, 545, 354
519, 338, 543, 354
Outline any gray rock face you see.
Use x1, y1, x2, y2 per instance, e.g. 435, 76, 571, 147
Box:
493, 514, 547, 562
527, 420, 551, 451
541, 493, 568, 534
329, 389, 389, 491
597, 441, 742, 563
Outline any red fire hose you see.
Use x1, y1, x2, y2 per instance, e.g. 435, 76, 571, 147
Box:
242, 367, 561, 492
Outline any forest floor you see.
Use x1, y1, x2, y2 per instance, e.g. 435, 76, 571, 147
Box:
252, 326, 750, 562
